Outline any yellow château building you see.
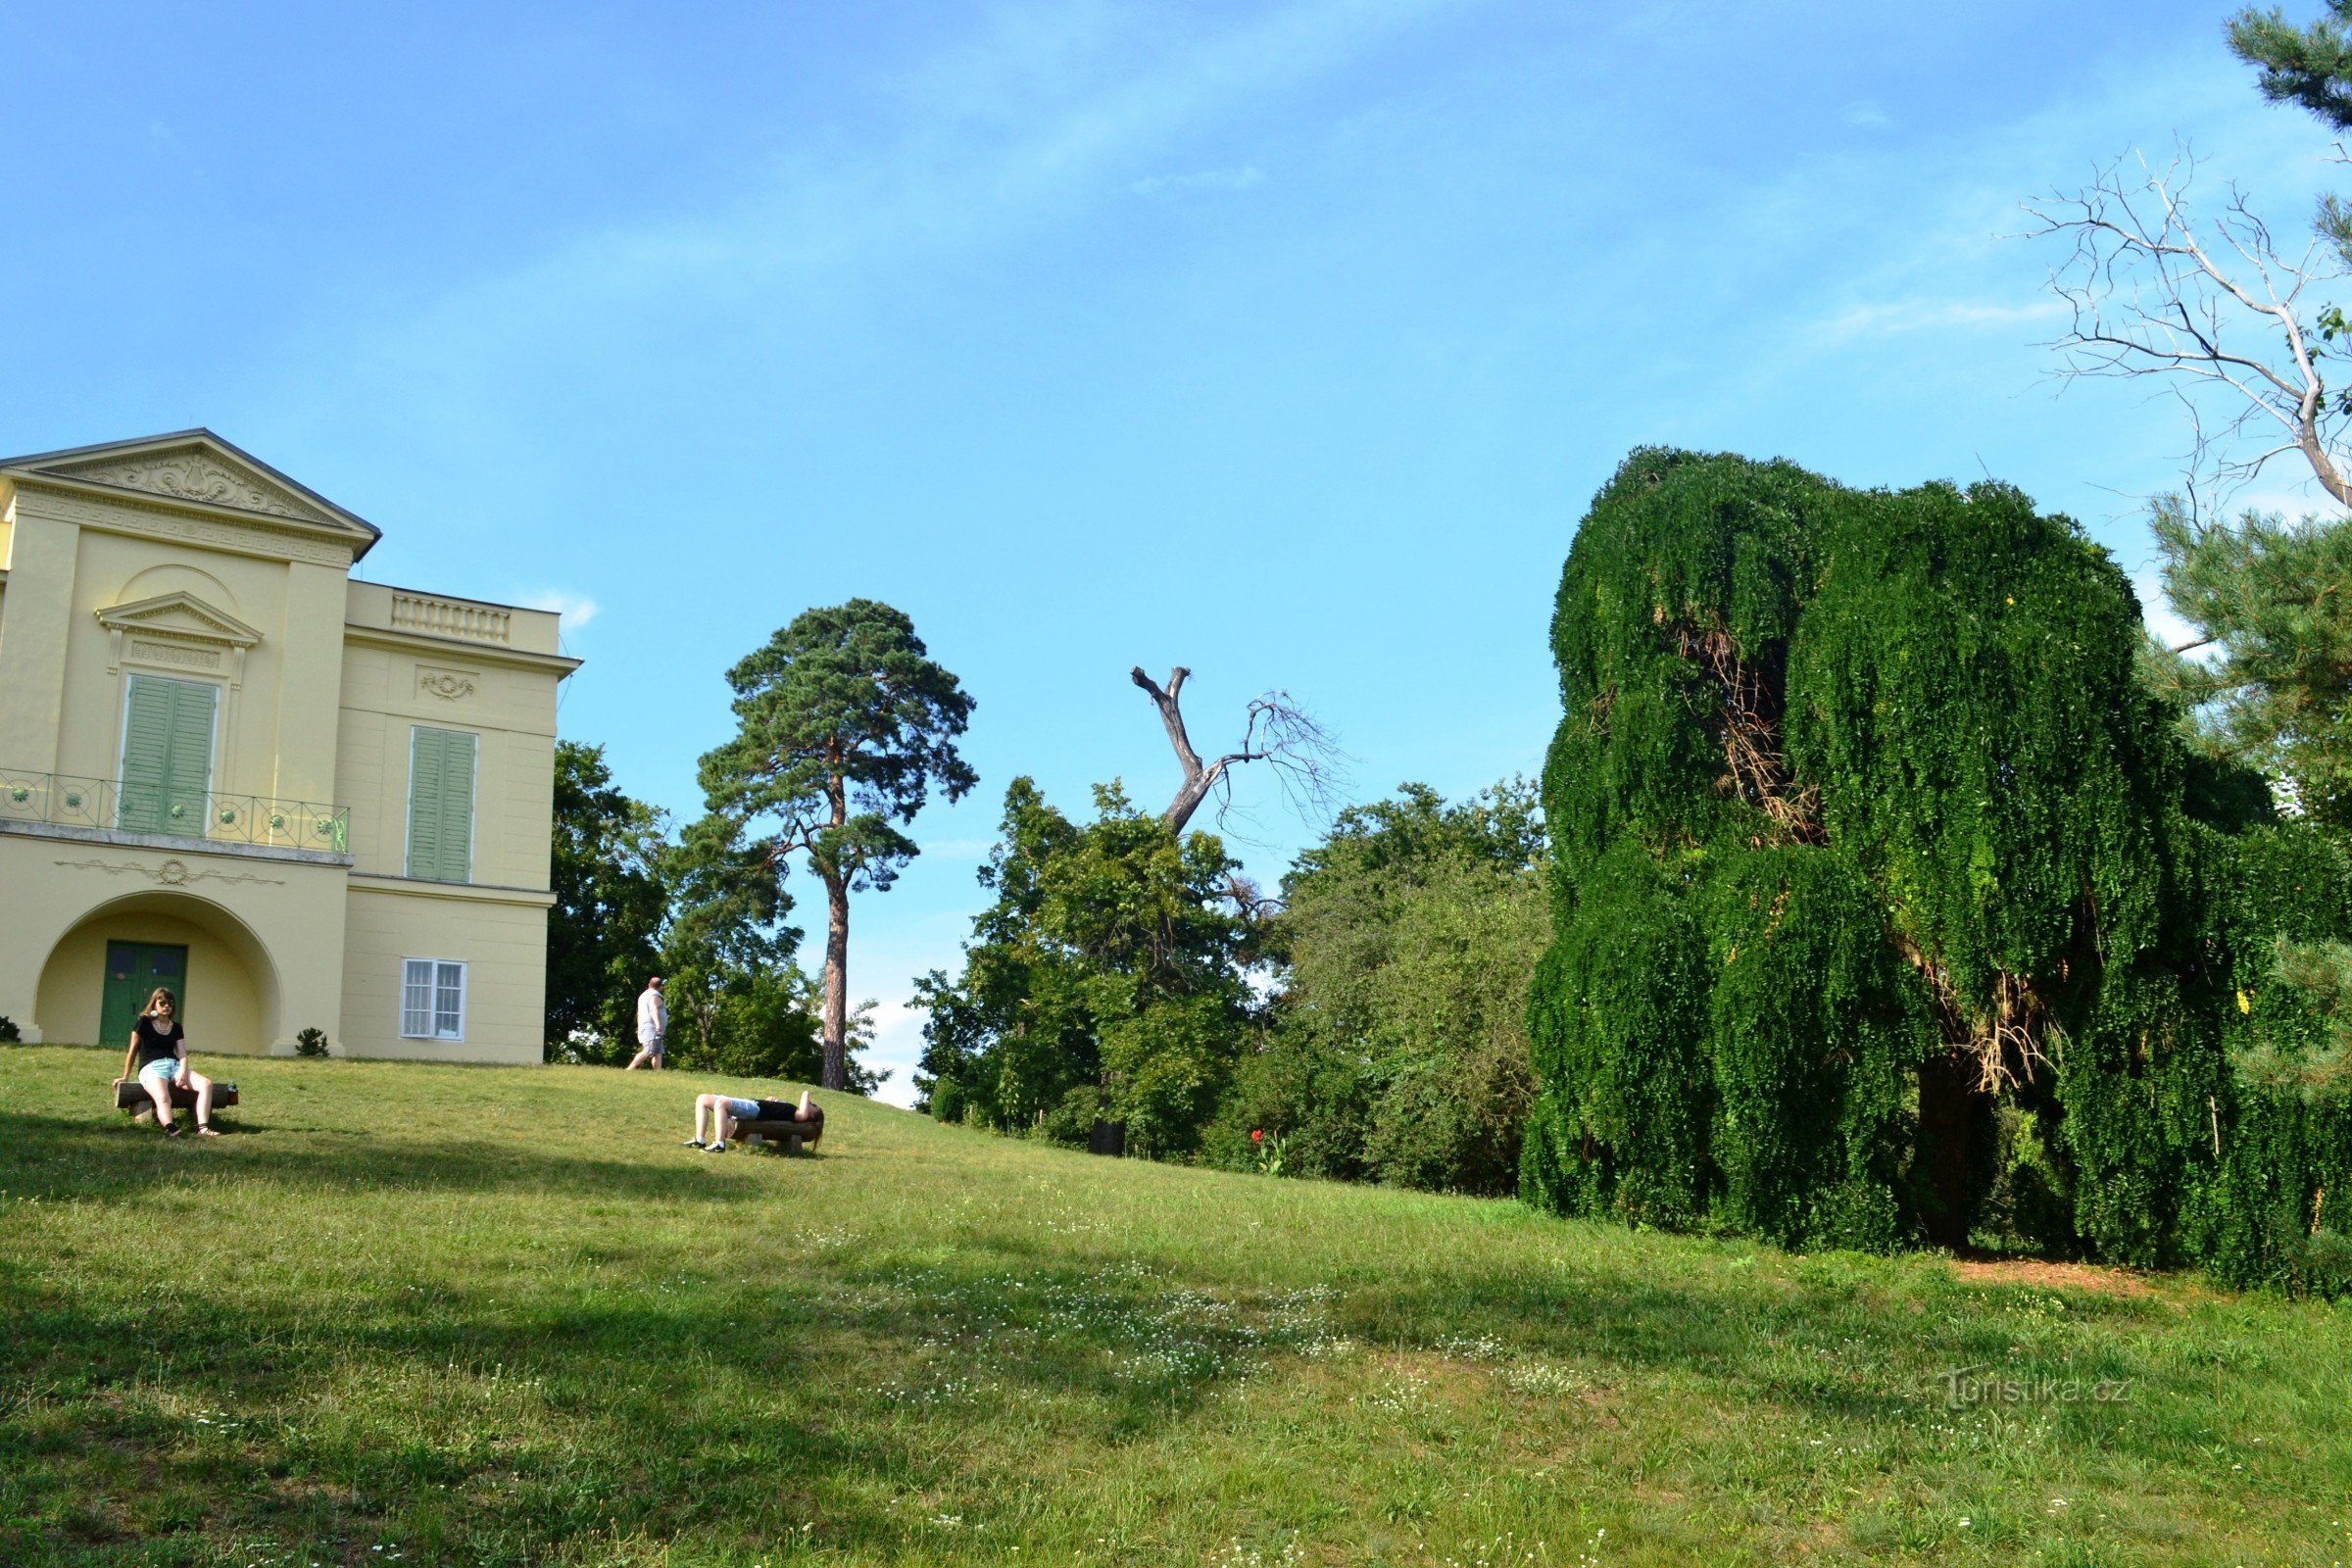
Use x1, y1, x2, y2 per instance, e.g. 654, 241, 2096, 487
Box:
0, 431, 577, 1062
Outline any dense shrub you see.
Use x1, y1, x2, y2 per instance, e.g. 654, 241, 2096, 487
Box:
1527, 448, 2352, 1284
1212, 782, 1547, 1197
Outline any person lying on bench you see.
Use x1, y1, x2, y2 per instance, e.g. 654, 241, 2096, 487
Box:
685, 1090, 820, 1152
113, 987, 220, 1138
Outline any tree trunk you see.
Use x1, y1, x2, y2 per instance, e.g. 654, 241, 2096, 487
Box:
1163, 766, 1225, 836
1132, 666, 1219, 832
821, 872, 850, 1091
1917, 1052, 1979, 1250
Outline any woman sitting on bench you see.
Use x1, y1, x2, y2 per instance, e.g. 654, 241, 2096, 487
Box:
113, 987, 219, 1137
685, 1090, 820, 1153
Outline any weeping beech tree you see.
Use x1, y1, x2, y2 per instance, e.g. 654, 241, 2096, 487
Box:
1523, 449, 2352, 1284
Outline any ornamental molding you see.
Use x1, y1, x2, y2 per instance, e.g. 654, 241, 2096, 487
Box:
54, 452, 324, 524
53, 856, 285, 888
128, 640, 222, 672
416, 665, 479, 702
97, 591, 263, 648
97, 591, 261, 686
21, 487, 355, 567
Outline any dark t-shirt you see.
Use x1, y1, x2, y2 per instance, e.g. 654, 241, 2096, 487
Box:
752, 1099, 819, 1125
131, 1018, 184, 1069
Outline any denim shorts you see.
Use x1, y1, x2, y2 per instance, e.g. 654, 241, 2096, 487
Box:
723, 1098, 760, 1119
137, 1058, 182, 1089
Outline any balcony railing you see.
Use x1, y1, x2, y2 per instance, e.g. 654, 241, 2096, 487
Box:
390, 592, 512, 645
0, 768, 349, 854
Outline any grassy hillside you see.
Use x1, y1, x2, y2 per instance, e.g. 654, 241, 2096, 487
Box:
2, 1048, 2346, 1566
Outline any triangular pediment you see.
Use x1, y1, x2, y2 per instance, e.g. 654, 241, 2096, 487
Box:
0, 429, 380, 552
96, 591, 264, 648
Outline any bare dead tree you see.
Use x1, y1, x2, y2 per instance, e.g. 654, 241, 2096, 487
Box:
1129, 665, 1344, 835
2026, 151, 2352, 518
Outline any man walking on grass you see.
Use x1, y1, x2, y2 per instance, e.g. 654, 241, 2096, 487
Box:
625, 976, 666, 1070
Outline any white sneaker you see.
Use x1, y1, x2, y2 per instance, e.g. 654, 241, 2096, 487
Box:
682, 1138, 707, 1149
706, 1141, 726, 1153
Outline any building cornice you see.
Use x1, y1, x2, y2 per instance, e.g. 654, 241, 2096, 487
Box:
348, 871, 556, 908
342, 623, 583, 675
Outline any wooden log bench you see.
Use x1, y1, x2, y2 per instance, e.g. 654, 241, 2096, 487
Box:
114, 1079, 239, 1117
734, 1111, 823, 1154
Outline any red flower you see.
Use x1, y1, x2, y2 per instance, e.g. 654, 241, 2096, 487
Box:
1251, 1129, 1264, 1144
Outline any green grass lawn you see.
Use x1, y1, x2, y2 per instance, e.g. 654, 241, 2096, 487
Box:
2, 1047, 2346, 1566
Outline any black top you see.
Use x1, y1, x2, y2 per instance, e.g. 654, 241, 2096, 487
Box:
752, 1098, 820, 1125
131, 1018, 183, 1069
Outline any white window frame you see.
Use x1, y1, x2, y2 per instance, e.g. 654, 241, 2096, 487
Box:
403, 724, 480, 883
399, 957, 467, 1041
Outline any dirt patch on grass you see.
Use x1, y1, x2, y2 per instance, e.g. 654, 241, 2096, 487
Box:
1951, 1258, 2154, 1298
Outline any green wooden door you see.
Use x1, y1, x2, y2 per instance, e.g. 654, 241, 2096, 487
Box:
100, 941, 188, 1050
117, 675, 219, 836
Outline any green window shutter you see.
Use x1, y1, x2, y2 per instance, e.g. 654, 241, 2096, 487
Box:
407, 728, 477, 881
119, 679, 174, 833
164, 681, 216, 828
119, 676, 216, 836
407, 729, 444, 878
437, 731, 476, 882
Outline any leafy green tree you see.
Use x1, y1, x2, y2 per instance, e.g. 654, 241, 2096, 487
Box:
914, 778, 1094, 1128
916, 779, 1250, 1156
699, 601, 976, 1090
2143, 503, 2352, 828
2230, 2, 2352, 259
545, 741, 669, 1060
660, 811, 801, 1068
1210, 782, 1548, 1195
1525, 448, 2352, 1280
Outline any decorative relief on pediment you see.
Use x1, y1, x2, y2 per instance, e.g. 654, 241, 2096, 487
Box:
63, 453, 318, 522
417, 666, 480, 702
23, 489, 354, 566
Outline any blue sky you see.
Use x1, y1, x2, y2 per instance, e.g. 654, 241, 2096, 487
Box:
4, 2, 2342, 1099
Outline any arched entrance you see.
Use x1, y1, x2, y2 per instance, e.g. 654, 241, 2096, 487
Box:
34, 891, 282, 1053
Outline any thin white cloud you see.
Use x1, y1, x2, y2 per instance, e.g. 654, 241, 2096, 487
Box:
1816, 297, 2065, 342
522, 589, 601, 630
920, 836, 997, 858
1132, 164, 1266, 197
1843, 100, 1889, 129
325, 0, 1459, 416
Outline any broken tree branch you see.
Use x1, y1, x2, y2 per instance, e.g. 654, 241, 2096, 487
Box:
1131, 664, 1345, 834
